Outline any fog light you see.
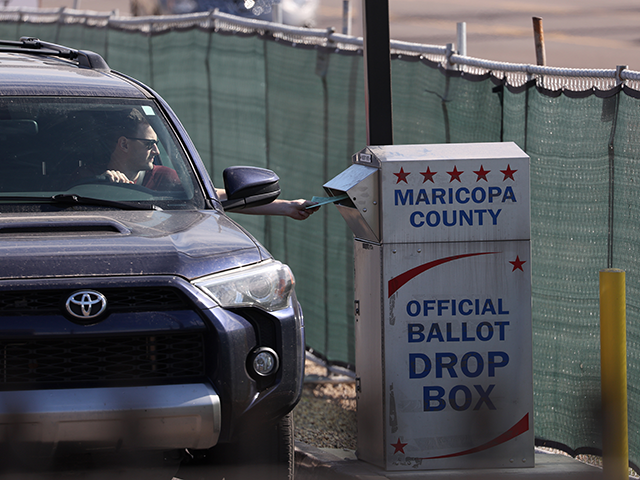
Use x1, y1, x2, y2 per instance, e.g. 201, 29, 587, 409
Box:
251, 347, 279, 376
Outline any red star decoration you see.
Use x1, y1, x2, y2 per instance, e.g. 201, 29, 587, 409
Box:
447, 166, 463, 183
510, 256, 526, 272
474, 165, 490, 182
501, 164, 517, 181
394, 167, 410, 184
420, 167, 437, 183
391, 438, 408, 454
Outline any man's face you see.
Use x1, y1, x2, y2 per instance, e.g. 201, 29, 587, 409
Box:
127, 124, 159, 172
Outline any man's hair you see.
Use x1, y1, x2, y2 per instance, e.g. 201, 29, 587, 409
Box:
104, 108, 151, 148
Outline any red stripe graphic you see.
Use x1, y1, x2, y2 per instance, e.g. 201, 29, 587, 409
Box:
387, 252, 498, 297
417, 413, 530, 460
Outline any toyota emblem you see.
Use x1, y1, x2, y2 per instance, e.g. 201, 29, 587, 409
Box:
66, 290, 107, 322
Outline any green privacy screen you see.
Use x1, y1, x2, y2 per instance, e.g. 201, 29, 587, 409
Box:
1, 14, 639, 466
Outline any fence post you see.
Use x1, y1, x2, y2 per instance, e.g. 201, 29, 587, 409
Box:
599, 268, 628, 480
342, 0, 351, 36
456, 22, 466, 57
532, 17, 546, 66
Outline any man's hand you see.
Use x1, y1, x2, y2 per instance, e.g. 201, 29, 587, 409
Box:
284, 199, 319, 220
101, 170, 133, 183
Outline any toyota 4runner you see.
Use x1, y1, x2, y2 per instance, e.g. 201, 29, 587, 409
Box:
0, 37, 304, 479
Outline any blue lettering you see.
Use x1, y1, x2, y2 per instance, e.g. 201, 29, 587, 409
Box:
408, 323, 424, 342
488, 187, 501, 203
416, 189, 430, 205
488, 209, 501, 225
459, 299, 473, 315
426, 323, 444, 342
455, 187, 470, 204
446, 323, 460, 342
474, 384, 497, 410
424, 300, 435, 316
410, 211, 424, 227
449, 385, 472, 411
442, 210, 457, 227
432, 189, 446, 204
461, 322, 475, 341
426, 211, 440, 227
498, 299, 509, 314
459, 210, 472, 226
475, 209, 487, 225
477, 321, 494, 341
461, 352, 483, 377
472, 187, 486, 203
409, 353, 431, 378
481, 299, 496, 315
503, 186, 516, 202
407, 300, 421, 317
495, 321, 510, 340
437, 300, 449, 316
395, 189, 413, 206
424, 386, 446, 411
488, 351, 509, 376
423, 384, 496, 411
436, 352, 458, 378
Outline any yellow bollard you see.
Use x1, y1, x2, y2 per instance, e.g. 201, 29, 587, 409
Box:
599, 268, 628, 480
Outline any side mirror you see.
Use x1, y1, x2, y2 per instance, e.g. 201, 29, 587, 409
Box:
221, 166, 281, 211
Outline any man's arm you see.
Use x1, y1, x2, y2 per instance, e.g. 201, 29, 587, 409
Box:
215, 188, 318, 220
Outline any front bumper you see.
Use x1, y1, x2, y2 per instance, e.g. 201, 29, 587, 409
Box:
0, 383, 220, 451
0, 274, 304, 449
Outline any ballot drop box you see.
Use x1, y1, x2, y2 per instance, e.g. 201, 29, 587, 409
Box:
324, 143, 533, 471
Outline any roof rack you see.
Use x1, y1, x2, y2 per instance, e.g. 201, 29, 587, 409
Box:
0, 37, 110, 71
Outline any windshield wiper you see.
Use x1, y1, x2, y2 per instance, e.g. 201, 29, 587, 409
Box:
51, 194, 162, 211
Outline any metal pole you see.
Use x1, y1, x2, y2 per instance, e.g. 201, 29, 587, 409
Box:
456, 22, 467, 57
272, 0, 283, 24
532, 17, 546, 66
361, 0, 393, 146
615, 65, 627, 86
599, 268, 628, 480
342, 0, 352, 36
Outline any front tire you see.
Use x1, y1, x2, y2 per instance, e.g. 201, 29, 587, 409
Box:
179, 413, 295, 480
231, 413, 294, 480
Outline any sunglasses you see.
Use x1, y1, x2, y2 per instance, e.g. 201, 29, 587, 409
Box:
127, 137, 159, 150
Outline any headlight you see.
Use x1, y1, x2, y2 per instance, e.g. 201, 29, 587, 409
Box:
194, 260, 295, 312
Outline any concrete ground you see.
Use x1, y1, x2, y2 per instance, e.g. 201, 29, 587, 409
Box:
295, 443, 606, 480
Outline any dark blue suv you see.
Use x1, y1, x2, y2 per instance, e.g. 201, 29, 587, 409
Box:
0, 37, 304, 479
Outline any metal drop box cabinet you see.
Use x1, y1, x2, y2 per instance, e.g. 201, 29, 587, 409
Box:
324, 142, 534, 471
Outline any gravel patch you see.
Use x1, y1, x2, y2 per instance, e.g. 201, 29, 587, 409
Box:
293, 359, 356, 450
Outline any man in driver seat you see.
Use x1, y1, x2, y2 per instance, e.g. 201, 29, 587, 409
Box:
100, 108, 180, 190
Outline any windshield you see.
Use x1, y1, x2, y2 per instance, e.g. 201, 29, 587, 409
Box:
0, 97, 206, 212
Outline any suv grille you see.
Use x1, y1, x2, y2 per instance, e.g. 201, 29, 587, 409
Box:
0, 287, 188, 316
0, 333, 205, 389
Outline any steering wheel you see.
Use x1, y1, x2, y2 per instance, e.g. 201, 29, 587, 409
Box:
65, 178, 157, 200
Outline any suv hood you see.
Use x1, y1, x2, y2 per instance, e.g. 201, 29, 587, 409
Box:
0, 210, 266, 280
